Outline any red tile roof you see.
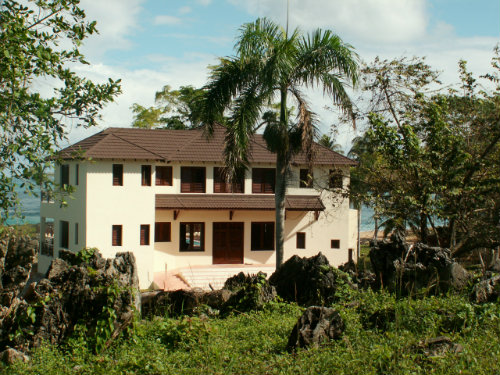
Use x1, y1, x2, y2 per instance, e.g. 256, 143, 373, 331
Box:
155, 194, 325, 211
59, 124, 356, 166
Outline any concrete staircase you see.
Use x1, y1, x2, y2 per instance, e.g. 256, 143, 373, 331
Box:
177, 265, 275, 290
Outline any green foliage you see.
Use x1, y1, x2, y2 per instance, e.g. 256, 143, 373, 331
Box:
131, 85, 206, 129
75, 247, 98, 264
0, 0, 121, 223
5, 292, 500, 375
349, 52, 500, 253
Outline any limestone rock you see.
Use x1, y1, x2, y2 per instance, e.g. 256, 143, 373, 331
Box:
287, 306, 344, 352
0, 347, 30, 365
269, 253, 352, 306
470, 275, 500, 303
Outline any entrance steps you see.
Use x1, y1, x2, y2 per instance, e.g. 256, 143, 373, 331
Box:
162, 264, 276, 291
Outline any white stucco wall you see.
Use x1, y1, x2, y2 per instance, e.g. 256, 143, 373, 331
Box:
40, 159, 358, 289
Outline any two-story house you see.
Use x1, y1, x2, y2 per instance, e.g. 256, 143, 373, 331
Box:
39, 125, 358, 289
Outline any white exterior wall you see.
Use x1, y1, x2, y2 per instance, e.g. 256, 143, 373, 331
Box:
40, 159, 358, 289
39, 161, 87, 272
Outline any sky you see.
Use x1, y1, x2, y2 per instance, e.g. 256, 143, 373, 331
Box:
68, 0, 500, 151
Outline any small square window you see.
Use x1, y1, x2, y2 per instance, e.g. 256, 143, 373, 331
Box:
113, 164, 123, 186
141, 165, 152, 186
140, 224, 150, 245
156, 166, 172, 186
331, 239, 340, 249
296, 232, 306, 249
60, 165, 69, 187
155, 222, 171, 242
329, 170, 343, 189
299, 169, 313, 188
60, 220, 69, 249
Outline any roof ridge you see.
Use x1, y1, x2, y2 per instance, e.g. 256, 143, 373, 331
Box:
111, 132, 166, 160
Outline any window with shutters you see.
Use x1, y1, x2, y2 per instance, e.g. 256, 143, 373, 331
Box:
141, 165, 152, 186
251, 222, 274, 250
155, 222, 171, 242
329, 170, 343, 189
180, 222, 204, 251
140, 224, 150, 245
112, 164, 123, 186
60, 221, 69, 249
299, 169, 313, 188
331, 239, 340, 249
252, 168, 275, 194
213, 167, 244, 193
181, 167, 205, 193
155, 166, 172, 186
296, 232, 306, 249
60, 164, 69, 187
75, 164, 79, 186
112, 225, 122, 246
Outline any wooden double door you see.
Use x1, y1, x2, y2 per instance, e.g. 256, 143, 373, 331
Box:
212, 222, 244, 264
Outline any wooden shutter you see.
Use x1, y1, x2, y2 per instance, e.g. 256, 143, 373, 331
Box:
181, 167, 205, 193
263, 169, 275, 193
113, 164, 123, 186
252, 169, 263, 193
154, 222, 171, 242
60, 221, 69, 248
112, 225, 122, 246
60, 165, 69, 186
156, 166, 172, 186
142, 165, 152, 186
140, 224, 150, 245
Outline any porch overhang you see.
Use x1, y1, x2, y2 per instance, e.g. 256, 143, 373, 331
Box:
155, 194, 325, 211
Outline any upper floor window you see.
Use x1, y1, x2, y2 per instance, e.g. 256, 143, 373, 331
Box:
156, 166, 172, 186
112, 164, 123, 186
181, 167, 205, 193
299, 169, 313, 188
329, 170, 343, 189
214, 167, 244, 193
60, 164, 69, 187
252, 168, 275, 194
141, 165, 152, 186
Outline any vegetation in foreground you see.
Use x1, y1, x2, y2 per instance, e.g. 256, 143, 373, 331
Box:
3, 289, 500, 375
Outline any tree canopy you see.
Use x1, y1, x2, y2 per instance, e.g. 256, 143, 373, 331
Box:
0, 0, 121, 222
201, 18, 358, 266
131, 85, 206, 130
349, 51, 500, 254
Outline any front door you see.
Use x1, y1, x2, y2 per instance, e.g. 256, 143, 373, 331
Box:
213, 222, 244, 264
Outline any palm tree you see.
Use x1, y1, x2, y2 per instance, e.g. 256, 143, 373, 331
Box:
201, 18, 358, 267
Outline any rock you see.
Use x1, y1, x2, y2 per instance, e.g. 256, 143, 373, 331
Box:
0, 248, 140, 353
221, 272, 276, 315
141, 289, 234, 318
338, 261, 376, 290
287, 306, 344, 352
489, 260, 500, 272
415, 336, 463, 357
0, 347, 30, 365
369, 235, 469, 295
470, 275, 500, 303
269, 253, 352, 306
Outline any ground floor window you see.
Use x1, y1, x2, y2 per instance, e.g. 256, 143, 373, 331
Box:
251, 222, 274, 251
296, 232, 306, 249
60, 220, 69, 249
112, 225, 122, 246
155, 222, 171, 242
331, 239, 340, 249
140, 224, 150, 246
180, 222, 204, 251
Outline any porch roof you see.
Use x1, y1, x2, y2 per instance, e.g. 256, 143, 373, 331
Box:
155, 194, 325, 211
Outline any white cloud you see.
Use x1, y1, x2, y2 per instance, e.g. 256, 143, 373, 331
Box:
179, 6, 192, 14
79, 0, 145, 57
229, 0, 428, 44
154, 15, 183, 26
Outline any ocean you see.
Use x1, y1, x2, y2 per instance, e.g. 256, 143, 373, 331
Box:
8, 189, 377, 231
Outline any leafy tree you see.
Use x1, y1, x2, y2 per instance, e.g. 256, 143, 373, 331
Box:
350, 53, 500, 254
0, 0, 121, 222
131, 85, 206, 129
201, 18, 358, 267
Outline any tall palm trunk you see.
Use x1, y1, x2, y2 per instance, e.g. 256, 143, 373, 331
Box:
275, 88, 289, 268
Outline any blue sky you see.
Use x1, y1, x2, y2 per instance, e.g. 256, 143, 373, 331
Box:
71, 0, 500, 149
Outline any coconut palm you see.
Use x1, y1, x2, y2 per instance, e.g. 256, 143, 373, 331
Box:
201, 18, 359, 267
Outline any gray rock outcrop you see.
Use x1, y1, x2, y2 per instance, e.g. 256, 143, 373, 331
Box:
287, 306, 344, 352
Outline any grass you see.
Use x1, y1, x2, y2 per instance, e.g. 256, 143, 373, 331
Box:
4, 291, 500, 375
